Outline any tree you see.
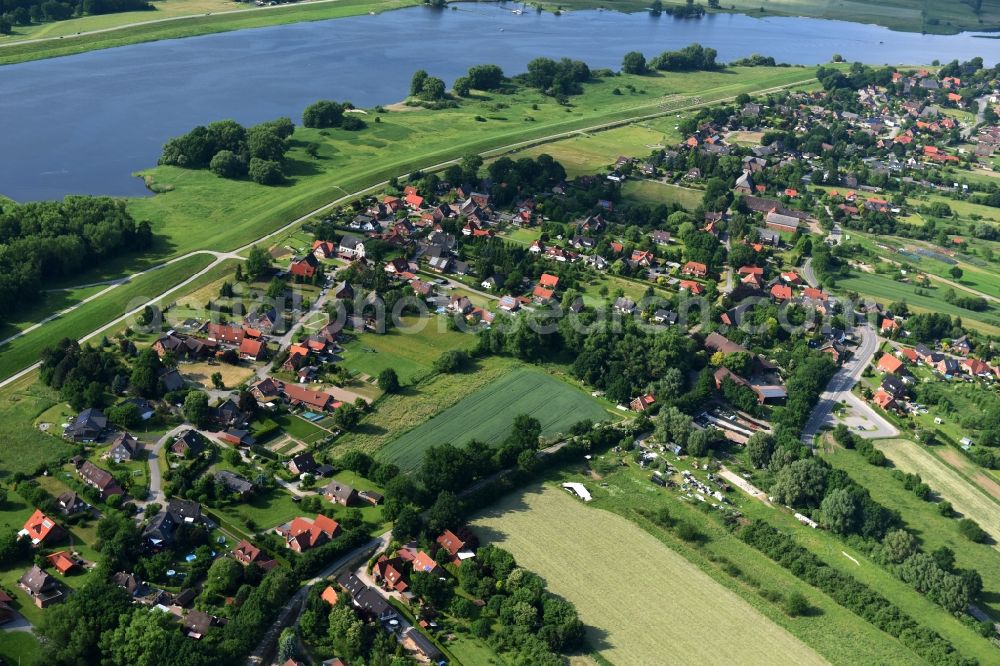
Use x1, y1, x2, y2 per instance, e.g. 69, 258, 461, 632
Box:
427, 490, 461, 535
378, 368, 400, 393
247, 125, 286, 162
245, 245, 272, 281
419, 76, 447, 101
746, 432, 775, 469
99, 605, 212, 666
39, 579, 132, 666
686, 428, 715, 457
410, 69, 429, 97
277, 628, 297, 662
210, 372, 224, 390
209, 150, 246, 179
184, 391, 210, 428
107, 402, 141, 429
410, 571, 454, 608
392, 506, 423, 542
958, 518, 988, 543
434, 349, 470, 373
248, 157, 283, 185
820, 487, 859, 534
206, 556, 242, 596
881, 528, 917, 564
949, 266, 963, 280
621, 51, 648, 75
769, 458, 828, 508
302, 100, 347, 128
783, 592, 810, 617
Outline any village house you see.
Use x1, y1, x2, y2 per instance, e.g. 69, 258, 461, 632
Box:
108, 432, 140, 463
215, 470, 255, 499
19, 509, 64, 547
143, 499, 203, 549
231, 539, 278, 570
436, 528, 477, 566
338, 235, 366, 259
239, 336, 267, 362
322, 481, 358, 506
876, 353, 904, 375
46, 551, 78, 576
288, 452, 319, 476
63, 407, 107, 442
77, 460, 124, 499
171, 430, 203, 457
681, 261, 707, 278
56, 490, 88, 516
276, 514, 340, 552
311, 240, 337, 259
374, 554, 410, 592
336, 572, 396, 622
207, 323, 245, 346
19, 565, 64, 608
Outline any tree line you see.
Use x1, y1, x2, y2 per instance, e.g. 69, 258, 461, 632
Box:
0, 196, 152, 323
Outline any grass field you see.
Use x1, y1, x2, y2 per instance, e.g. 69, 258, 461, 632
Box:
473, 484, 826, 666
0, 254, 214, 382
0, 374, 72, 477
0, 631, 42, 666
330, 355, 519, 457
377, 366, 611, 472
820, 438, 1000, 617
621, 179, 703, 210
128, 67, 819, 260
274, 413, 328, 444
838, 273, 1000, 336
339, 317, 479, 384
874, 439, 1000, 547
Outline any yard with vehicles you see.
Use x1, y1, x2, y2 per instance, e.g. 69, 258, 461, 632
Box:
377, 366, 612, 472
473, 483, 831, 665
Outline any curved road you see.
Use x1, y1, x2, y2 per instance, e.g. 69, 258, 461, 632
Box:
801, 322, 898, 443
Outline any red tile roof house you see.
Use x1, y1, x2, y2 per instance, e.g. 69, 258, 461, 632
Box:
962, 358, 992, 378
46, 551, 78, 576
880, 318, 900, 334
276, 514, 341, 553
411, 550, 445, 577
207, 323, 245, 346
900, 348, 919, 363
532, 285, 555, 303
770, 284, 793, 301
678, 280, 704, 295
539, 273, 559, 288
873, 389, 896, 411
289, 253, 319, 280
280, 382, 338, 412
737, 266, 764, 277
630, 394, 655, 412
231, 539, 278, 571
436, 529, 477, 566
311, 240, 338, 259
19, 509, 65, 547
239, 337, 266, 362
374, 555, 411, 593
876, 353, 904, 375
802, 287, 828, 301
681, 261, 708, 278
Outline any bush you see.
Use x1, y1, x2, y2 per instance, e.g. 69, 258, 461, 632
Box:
209, 150, 247, 179
958, 518, 988, 543
783, 591, 810, 616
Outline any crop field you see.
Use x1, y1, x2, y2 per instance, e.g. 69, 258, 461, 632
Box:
621, 179, 703, 210
128, 66, 819, 258
472, 484, 826, 666
339, 317, 479, 384
875, 440, 1000, 546
377, 367, 611, 471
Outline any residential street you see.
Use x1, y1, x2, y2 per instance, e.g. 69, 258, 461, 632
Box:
801, 322, 898, 443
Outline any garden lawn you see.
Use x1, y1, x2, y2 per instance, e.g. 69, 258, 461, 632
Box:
0, 631, 42, 666
377, 366, 612, 472
274, 413, 328, 444
0, 374, 72, 477
212, 485, 302, 533
621, 179, 703, 210
338, 317, 478, 384
472, 484, 826, 666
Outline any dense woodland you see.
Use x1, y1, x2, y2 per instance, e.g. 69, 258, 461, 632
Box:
0, 196, 152, 323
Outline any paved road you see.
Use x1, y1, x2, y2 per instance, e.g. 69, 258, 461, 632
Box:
0, 76, 817, 391
246, 530, 391, 665
801, 323, 897, 443
139, 424, 191, 509
801, 257, 819, 288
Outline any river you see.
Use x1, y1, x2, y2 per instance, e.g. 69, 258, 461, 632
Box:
0, 3, 995, 200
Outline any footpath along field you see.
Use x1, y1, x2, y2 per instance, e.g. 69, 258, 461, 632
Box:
473, 484, 828, 666
377, 366, 611, 471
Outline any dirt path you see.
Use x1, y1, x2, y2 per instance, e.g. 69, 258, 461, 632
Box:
937, 447, 1000, 502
